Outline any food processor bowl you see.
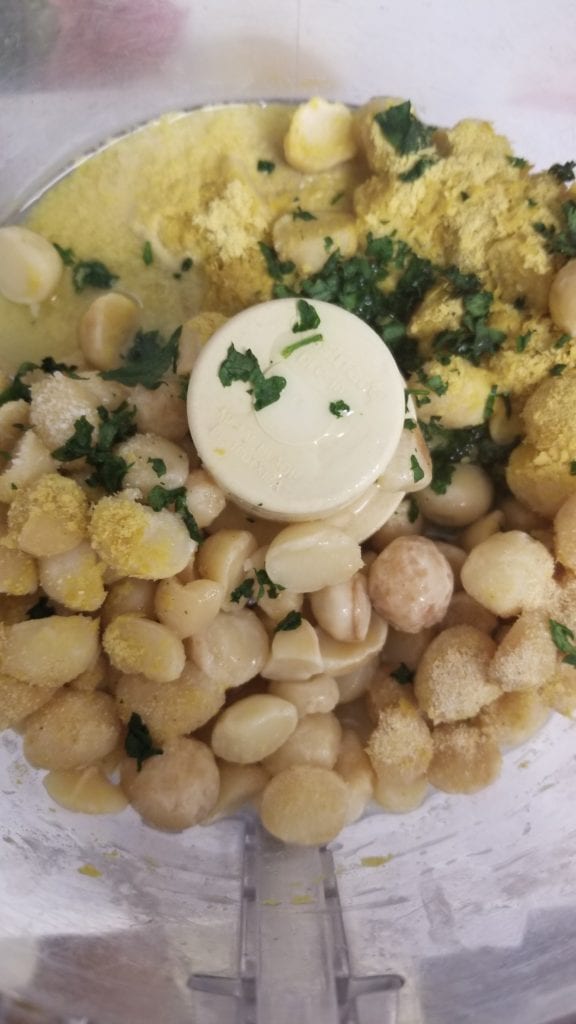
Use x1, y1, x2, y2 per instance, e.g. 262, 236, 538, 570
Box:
1, 2, 576, 1022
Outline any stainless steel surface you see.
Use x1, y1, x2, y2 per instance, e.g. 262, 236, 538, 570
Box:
2, 2, 576, 1022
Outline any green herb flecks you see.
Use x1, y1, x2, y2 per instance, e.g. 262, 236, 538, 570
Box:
0, 362, 37, 407
52, 402, 138, 494
404, 417, 417, 431
101, 327, 181, 390
422, 417, 517, 495
507, 156, 529, 169
230, 569, 284, 606
275, 610, 303, 632
0, 356, 84, 408
270, 233, 435, 377
292, 207, 316, 221
483, 385, 499, 421
147, 457, 166, 477
374, 100, 434, 155
72, 259, 118, 293
516, 332, 532, 353
147, 485, 203, 544
398, 156, 437, 182
26, 596, 56, 620
460, 191, 470, 202
554, 334, 571, 349
513, 295, 527, 310
292, 298, 321, 334
324, 236, 334, 252
550, 363, 567, 376
125, 713, 163, 771
391, 663, 414, 684
181, 257, 193, 273
432, 286, 505, 366
410, 454, 424, 483
218, 343, 287, 411
53, 242, 76, 266
533, 200, 576, 258
549, 161, 576, 184
330, 192, 344, 206
549, 619, 576, 668
142, 241, 153, 265
259, 242, 295, 281
282, 333, 323, 358
257, 159, 275, 174
571, 461, 576, 476
329, 399, 351, 418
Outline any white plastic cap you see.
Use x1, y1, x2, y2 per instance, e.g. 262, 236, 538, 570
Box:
187, 298, 405, 521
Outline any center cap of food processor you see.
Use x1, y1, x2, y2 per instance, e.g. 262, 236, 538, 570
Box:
187, 298, 405, 521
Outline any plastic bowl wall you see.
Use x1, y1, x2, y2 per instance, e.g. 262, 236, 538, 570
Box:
1, 3, 576, 1023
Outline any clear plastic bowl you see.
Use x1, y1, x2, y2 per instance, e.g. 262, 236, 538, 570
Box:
1, 3, 576, 1022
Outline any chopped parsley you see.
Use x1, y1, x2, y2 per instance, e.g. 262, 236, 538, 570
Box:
53, 242, 76, 266
554, 333, 571, 349
329, 399, 350, 418
406, 386, 432, 408
398, 156, 437, 182
275, 610, 303, 632
548, 161, 576, 184
324, 236, 334, 252
230, 578, 255, 605
26, 596, 55, 620
460, 191, 470, 202
282, 333, 323, 358
527, 197, 537, 208
52, 402, 137, 494
410, 454, 424, 483
125, 713, 163, 771
443, 266, 482, 296
292, 298, 321, 333
0, 356, 81, 408
258, 242, 295, 281
72, 259, 118, 293
101, 327, 181, 390
257, 159, 275, 174
483, 385, 498, 420
391, 663, 414, 684
432, 287, 505, 365
407, 496, 419, 523
571, 461, 576, 476
533, 200, 576, 258
516, 332, 532, 353
218, 344, 287, 411
292, 207, 316, 221
0, 361, 38, 407
404, 417, 417, 431
422, 417, 517, 494
374, 100, 434, 155
270, 233, 435, 377
549, 619, 576, 668
550, 363, 567, 376
230, 569, 284, 605
39, 356, 82, 377
147, 485, 203, 543
181, 257, 193, 272
330, 192, 344, 205
420, 372, 447, 396
507, 156, 529, 169
142, 241, 153, 265
147, 457, 166, 477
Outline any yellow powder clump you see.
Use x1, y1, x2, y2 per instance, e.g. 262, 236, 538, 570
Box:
365, 699, 433, 780
193, 180, 269, 261
7, 473, 89, 555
